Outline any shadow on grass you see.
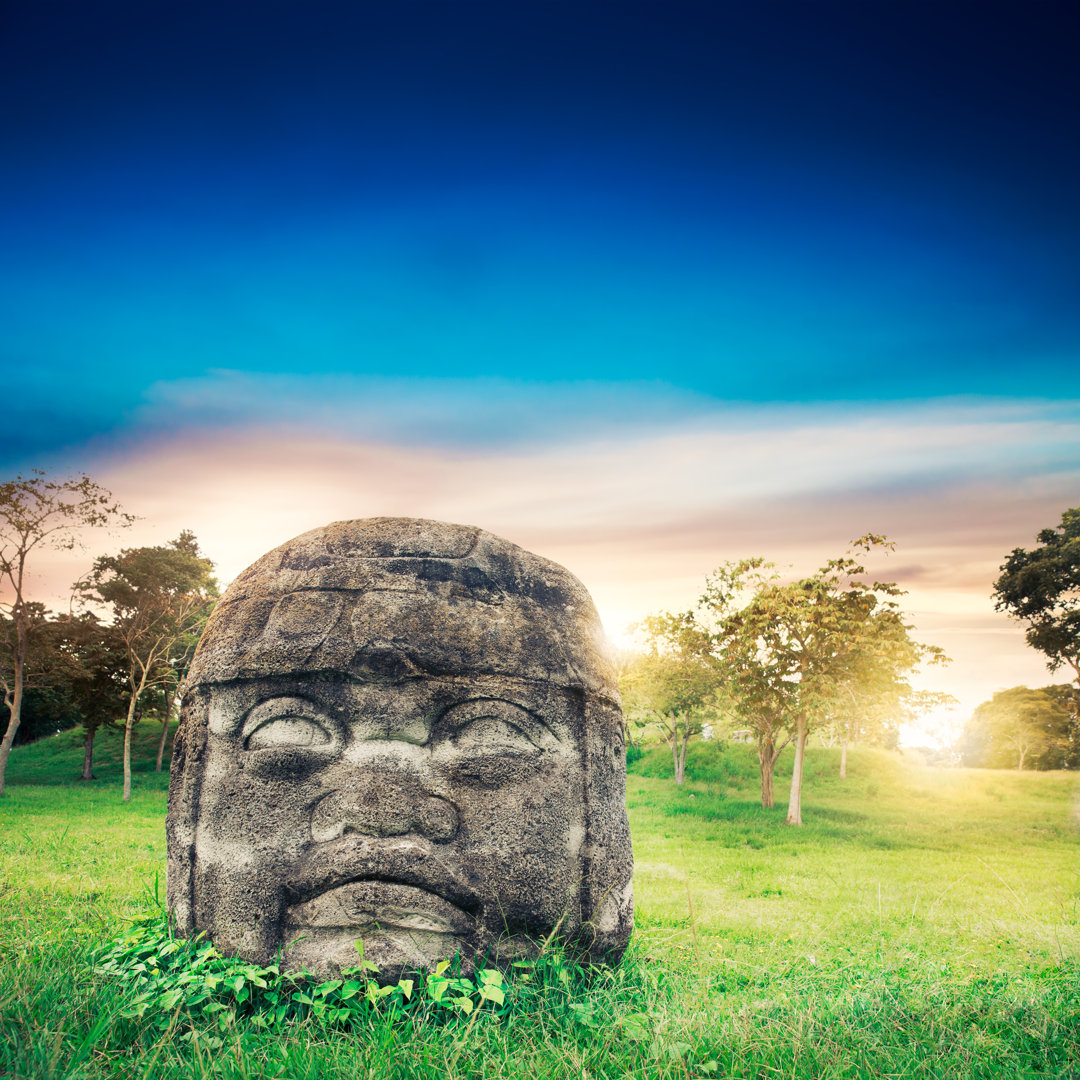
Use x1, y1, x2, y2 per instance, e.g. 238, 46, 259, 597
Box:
656, 793, 933, 852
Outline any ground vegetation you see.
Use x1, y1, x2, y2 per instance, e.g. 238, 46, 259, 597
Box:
1, 726, 1076, 1079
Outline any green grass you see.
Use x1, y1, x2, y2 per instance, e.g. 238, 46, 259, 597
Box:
1, 724, 1078, 1078
5, 720, 174, 789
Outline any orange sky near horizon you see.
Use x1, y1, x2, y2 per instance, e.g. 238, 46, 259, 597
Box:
13, 397, 1078, 749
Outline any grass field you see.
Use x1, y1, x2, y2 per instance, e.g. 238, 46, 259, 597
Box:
1, 723, 1078, 1079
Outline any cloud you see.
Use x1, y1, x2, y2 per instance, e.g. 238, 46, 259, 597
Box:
19, 391, 1080, 732
136, 370, 1080, 465
136, 370, 718, 450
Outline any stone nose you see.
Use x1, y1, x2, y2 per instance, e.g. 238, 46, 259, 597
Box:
310, 773, 460, 844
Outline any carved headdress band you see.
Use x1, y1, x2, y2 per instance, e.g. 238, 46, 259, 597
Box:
186, 517, 618, 700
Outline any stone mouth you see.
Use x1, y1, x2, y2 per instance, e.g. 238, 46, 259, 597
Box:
286, 835, 481, 919
285, 878, 477, 936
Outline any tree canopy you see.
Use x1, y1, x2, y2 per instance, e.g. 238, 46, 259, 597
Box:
993, 507, 1080, 685
80, 530, 218, 801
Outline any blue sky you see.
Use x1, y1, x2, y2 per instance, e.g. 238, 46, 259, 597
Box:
4, 0, 1080, 460
2, 0, 1078, 733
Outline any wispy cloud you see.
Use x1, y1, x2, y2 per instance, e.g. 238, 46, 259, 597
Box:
136, 370, 719, 449
23, 390, 1079, 733
139, 370, 1075, 446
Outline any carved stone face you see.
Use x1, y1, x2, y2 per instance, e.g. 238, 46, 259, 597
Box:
167, 518, 632, 978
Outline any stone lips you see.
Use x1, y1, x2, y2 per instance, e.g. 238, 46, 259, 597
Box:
185, 517, 618, 700
167, 517, 633, 979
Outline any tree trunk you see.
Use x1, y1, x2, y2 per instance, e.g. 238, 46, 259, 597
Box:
672, 733, 685, 785
840, 737, 849, 780
758, 751, 775, 808
680, 719, 693, 785
0, 683, 22, 798
0, 623, 27, 798
1017, 746, 1026, 771
785, 719, 808, 826
155, 683, 178, 772
123, 691, 139, 802
155, 718, 169, 773
81, 732, 95, 780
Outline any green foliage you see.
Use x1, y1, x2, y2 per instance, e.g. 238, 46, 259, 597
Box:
958, 684, 1080, 770
621, 613, 725, 784
624, 612, 721, 717
79, 532, 219, 684
2, 610, 128, 750
10, 683, 82, 745
94, 915, 510, 1038
994, 507, 1080, 683
79, 530, 218, 800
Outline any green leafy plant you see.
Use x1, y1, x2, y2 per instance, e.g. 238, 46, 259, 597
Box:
94, 915, 510, 1036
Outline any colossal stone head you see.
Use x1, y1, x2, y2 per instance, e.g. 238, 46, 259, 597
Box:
166, 518, 632, 978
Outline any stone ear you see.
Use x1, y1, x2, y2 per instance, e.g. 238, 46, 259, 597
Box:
576, 695, 634, 963
166, 689, 210, 937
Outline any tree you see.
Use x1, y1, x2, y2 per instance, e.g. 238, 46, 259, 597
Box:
823, 609, 953, 779
958, 685, 1080, 770
0, 472, 132, 796
611, 649, 648, 755
698, 561, 797, 808
0, 609, 129, 776
726, 674, 791, 810
701, 538, 947, 825
620, 612, 722, 785
80, 531, 218, 801
147, 613, 204, 773
993, 508, 1080, 687
1, 602, 61, 741
1, 607, 123, 762
50, 613, 128, 780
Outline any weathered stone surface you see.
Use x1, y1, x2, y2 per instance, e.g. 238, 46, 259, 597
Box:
167, 518, 633, 978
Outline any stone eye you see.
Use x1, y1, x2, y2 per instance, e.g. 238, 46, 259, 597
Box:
245, 716, 331, 749
437, 699, 556, 752
452, 713, 536, 752
240, 696, 334, 751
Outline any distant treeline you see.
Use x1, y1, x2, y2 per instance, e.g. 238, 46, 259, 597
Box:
956, 685, 1079, 771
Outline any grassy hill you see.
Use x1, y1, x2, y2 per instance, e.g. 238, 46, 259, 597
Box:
1, 729, 1077, 1078
4, 718, 176, 788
